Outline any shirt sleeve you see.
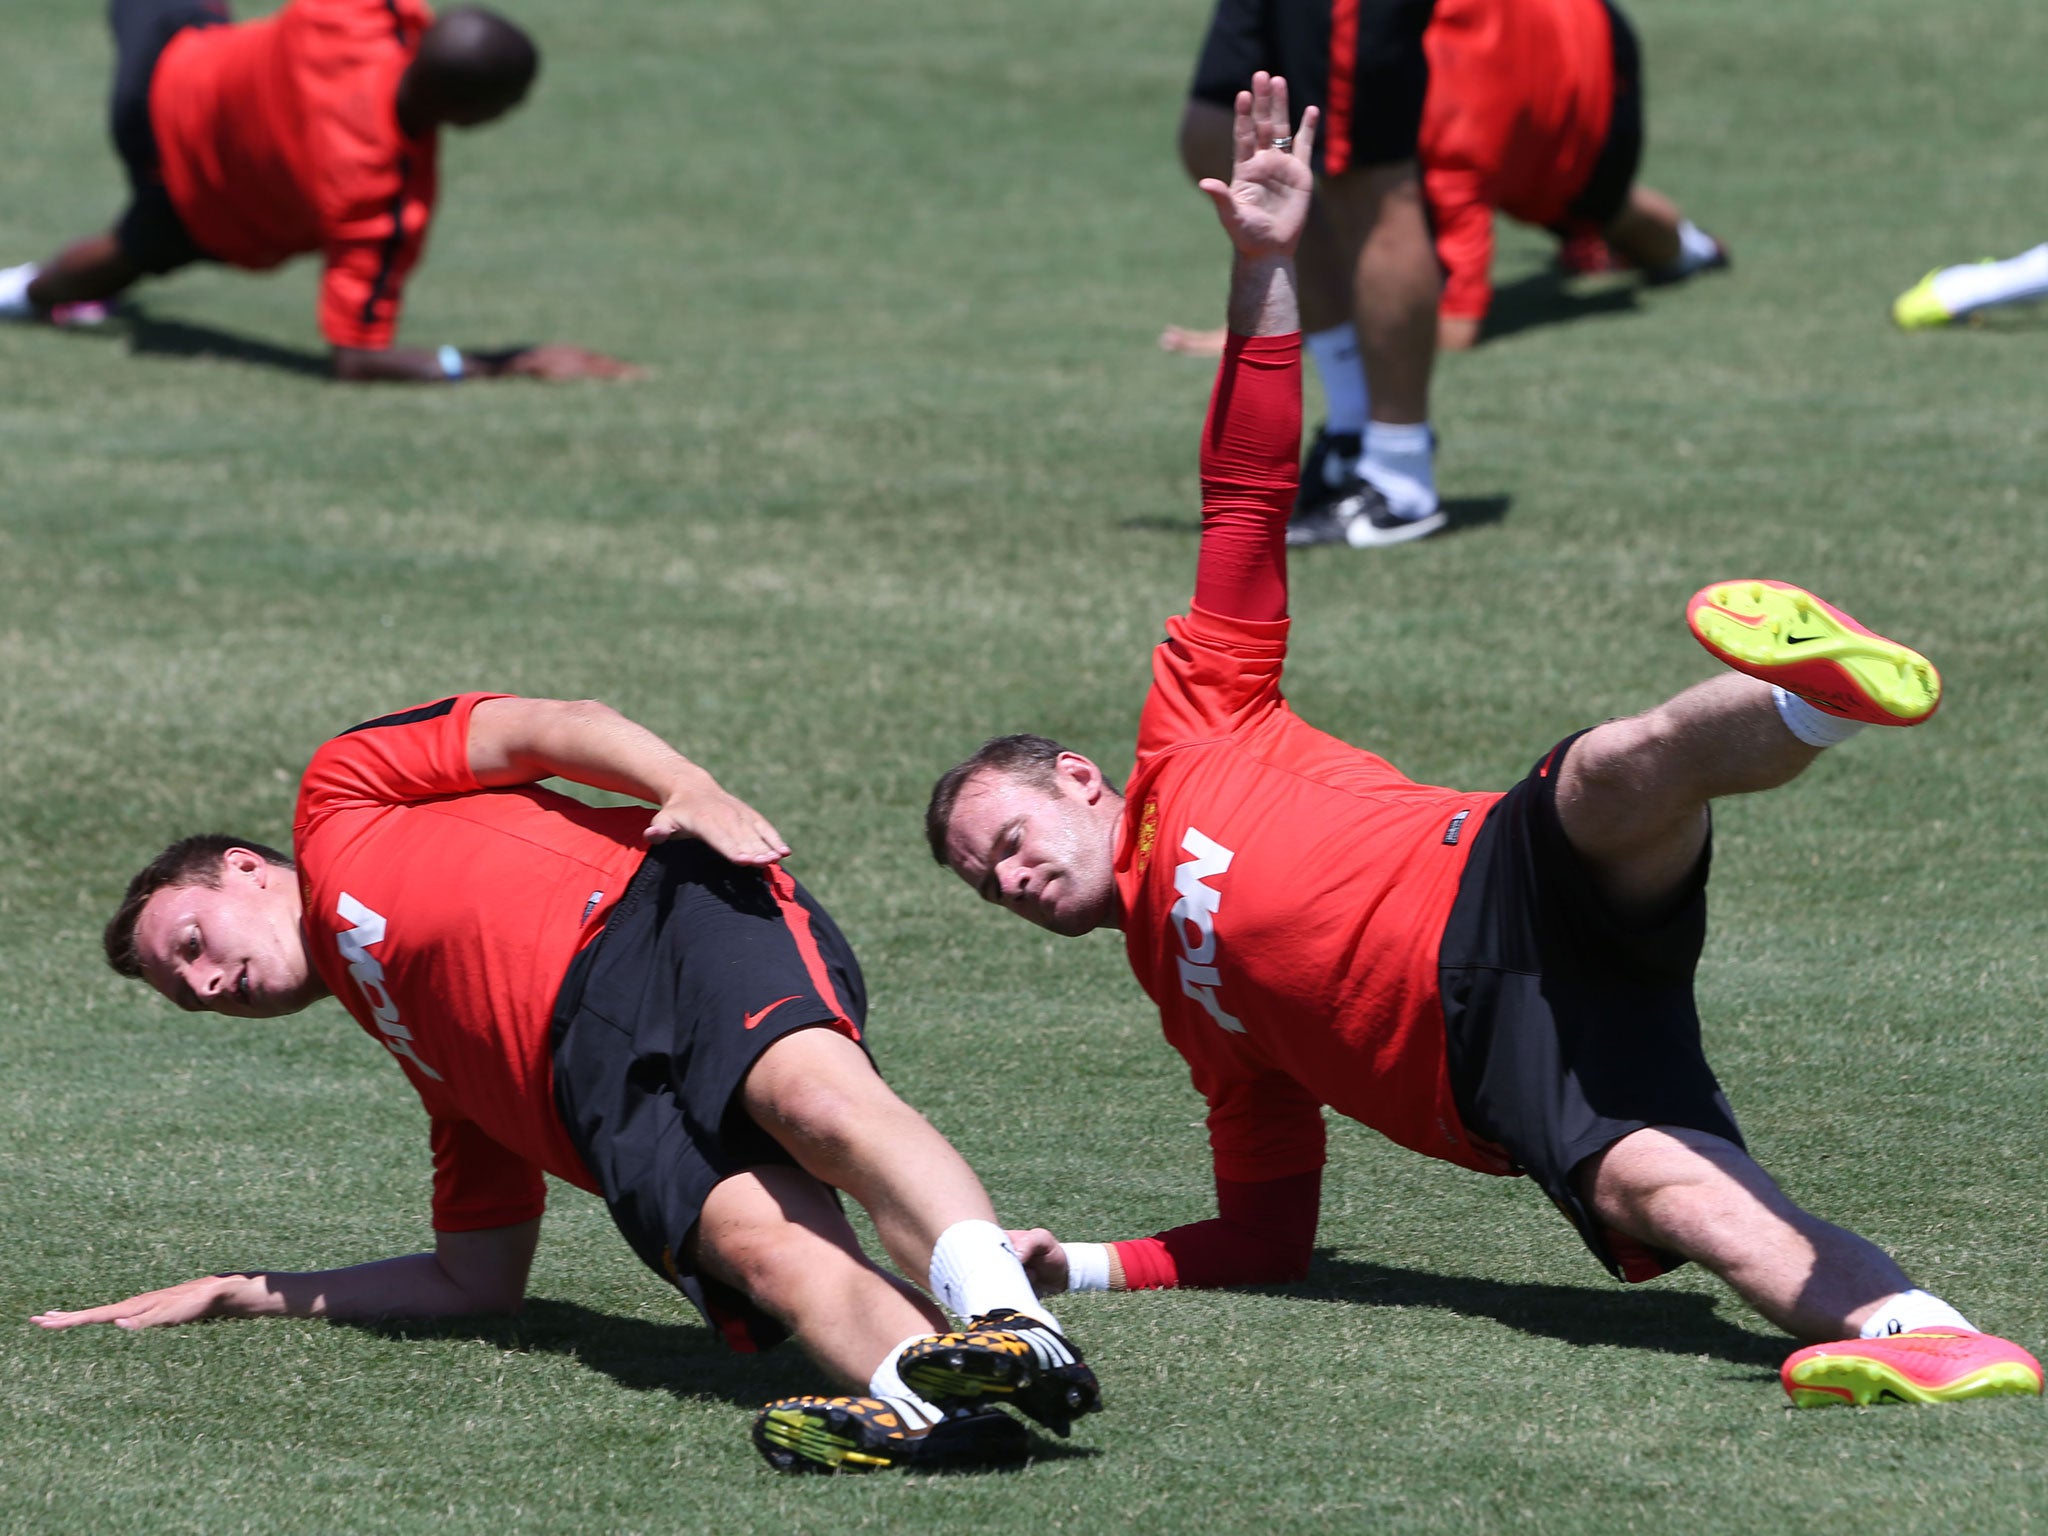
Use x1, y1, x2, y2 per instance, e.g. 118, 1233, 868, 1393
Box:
1196, 1061, 1329, 1185
430, 1116, 547, 1232
295, 692, 509, 824
1191, 330, 1300, 624
1426, 167, 1496, 323
1135, 605, 1293, 764
319, 191, 432, 350
1111, 1167, 1322, 1289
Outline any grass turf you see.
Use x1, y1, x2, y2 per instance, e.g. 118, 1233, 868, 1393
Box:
3, 0, 2047, 1530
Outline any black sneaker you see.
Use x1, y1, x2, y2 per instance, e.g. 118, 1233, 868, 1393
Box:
897, 1308, 1102, 1437
1295, 425, 1363, 514
1286, 473, 1445, 548
752, 1395, 1029, 1474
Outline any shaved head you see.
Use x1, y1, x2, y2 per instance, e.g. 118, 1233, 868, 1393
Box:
408, 7, 539, 126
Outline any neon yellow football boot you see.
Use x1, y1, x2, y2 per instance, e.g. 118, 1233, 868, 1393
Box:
1892, 268, 1956, 329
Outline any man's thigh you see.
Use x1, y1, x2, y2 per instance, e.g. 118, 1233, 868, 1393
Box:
549, 841, 872, 1349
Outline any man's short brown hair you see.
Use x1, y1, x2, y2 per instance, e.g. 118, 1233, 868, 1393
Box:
924, 735, 1070, 865
103, 835, 294, 979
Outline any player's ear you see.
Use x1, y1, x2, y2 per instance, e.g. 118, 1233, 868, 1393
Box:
221, 847, 271, 884
1056, 752, 1106, 802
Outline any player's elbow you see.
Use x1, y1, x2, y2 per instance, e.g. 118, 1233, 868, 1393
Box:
1229, 1244, 1313, 1285
457, 1278, 529, 1316
1271, 1245, 1314, 1284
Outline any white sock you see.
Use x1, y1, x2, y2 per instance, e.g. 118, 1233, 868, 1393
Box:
1772, 685, 1866, 748
0, 263, 41, 319
1359, 420, 1438, 519
927, 1219, 1060, 1331
1305, 324, 1369, 438
1676, 220, 1721, 270
1859, 1288, 1976, 1338
1932, 243, 2048, 318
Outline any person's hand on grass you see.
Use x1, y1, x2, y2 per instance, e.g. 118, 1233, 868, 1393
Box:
499, 344, 646, 381
32, 1275, 245, 1331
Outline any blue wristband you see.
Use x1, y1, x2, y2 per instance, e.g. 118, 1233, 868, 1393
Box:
437, 344, 465, 381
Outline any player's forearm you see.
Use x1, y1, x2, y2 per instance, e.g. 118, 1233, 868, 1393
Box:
468, 697, 713, 803
330, 345, 521, 383
1227, 253, 1300, 339
1192, 330, 1300, 621
216, 1251, 525, 1320
1058, 1169, 1321, 1292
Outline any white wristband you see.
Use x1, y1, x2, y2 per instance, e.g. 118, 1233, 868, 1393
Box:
437, 343, 465, 381
1063, 1242, 1112, 1293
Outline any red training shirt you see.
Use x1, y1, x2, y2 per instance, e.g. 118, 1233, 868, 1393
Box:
1421, 0, 1616, 321
150, 0, 440, 348
292, 692, 648, 1230
1116, 610, 1513, 1183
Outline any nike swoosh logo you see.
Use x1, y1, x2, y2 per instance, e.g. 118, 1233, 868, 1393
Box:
743, 995, 804, 1030
1786, 633, 1825, 645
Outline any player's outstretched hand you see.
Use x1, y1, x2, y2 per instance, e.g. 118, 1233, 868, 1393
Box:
645, 776, 791, 865
500, 344, 647, 382
1198, 71, 1318, 262
1007, 1228, 1071, 1296
32, 1275, 239, 1331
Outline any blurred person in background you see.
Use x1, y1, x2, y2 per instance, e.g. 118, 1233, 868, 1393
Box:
1, 0, 637, 382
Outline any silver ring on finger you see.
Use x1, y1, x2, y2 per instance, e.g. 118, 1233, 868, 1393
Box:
1269, 135, 1294, 150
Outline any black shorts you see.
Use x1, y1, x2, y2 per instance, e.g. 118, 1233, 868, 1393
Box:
1439, 730, 1744, 1283
1556, 0, 1645, 232
1190, 0, 1437, 173
107, 0, 228, 273
549, 840, 871, 1353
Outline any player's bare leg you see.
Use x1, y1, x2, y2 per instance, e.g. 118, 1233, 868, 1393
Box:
1555, 673, 1814, 913
1603, 183, 1726, 285
1602, 185, 1683, 272
25, 231, 142, 308
1559, 580, 1942, 915
1577, 1126, 1911, 1341
740, 1027, 1008, 1286
1580, 1127, 2042, 1409
740, 1026, 1102, 1436
1322, 159, 1436, 426
692, 1165, 945, 1388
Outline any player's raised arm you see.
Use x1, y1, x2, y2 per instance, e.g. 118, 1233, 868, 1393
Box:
465, 696, 790, 864
1191, 74, 1317, 625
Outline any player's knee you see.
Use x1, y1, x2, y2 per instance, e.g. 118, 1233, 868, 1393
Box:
1562, 713, 1701, 837
707, 1219, 834, 1317
746, 1065, 873, 1164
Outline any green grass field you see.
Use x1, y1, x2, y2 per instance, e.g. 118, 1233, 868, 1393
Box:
4, 0, 2047, 1529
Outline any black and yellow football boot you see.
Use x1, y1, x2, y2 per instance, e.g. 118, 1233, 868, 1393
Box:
751, 1394, 1028, 1474
897, 1309, 1102, 1437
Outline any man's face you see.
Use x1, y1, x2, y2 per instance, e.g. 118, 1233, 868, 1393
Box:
943, 758, 1123, 937
132, 852, 323, 1019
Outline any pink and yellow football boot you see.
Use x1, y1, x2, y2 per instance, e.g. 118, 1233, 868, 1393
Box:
1687, 579, 1941, 726
1782, 1329, 2043, 1407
